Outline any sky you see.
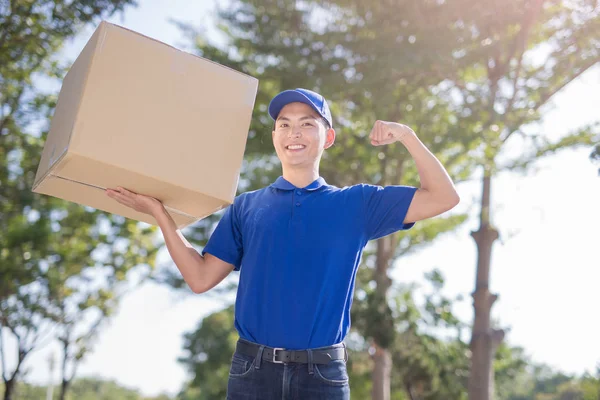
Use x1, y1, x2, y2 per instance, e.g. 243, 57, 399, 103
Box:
3, 0, 600, 397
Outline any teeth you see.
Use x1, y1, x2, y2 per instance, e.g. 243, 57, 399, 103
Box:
287, 145, 305, 150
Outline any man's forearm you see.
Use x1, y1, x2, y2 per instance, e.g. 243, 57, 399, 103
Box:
401, 133, 459, 204
153, 207, 207, 292
105, 187, 230, 293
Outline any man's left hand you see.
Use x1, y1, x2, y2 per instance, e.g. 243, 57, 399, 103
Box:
369, 120, 416, 146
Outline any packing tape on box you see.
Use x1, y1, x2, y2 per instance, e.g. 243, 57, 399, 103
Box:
49, 173, 199, 220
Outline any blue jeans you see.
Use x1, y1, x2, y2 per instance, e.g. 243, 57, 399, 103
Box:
227, 339, 351, 400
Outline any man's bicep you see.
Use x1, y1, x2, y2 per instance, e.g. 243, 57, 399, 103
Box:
404, 188, 451, 224
200, 252, 236, 292
204, 252, 236, 271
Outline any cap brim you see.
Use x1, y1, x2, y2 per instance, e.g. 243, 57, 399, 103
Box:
268, 90, 321, 121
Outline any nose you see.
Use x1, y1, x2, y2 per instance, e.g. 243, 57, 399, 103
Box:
288, 127, 301, 138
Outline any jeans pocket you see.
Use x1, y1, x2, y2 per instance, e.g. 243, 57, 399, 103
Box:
229, 353, 256, 378
313, 360, 349, 386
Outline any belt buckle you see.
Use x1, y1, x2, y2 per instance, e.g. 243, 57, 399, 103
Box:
272, 347, 285, 364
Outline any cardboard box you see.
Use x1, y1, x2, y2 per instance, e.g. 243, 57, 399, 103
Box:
33, 21, 258, 228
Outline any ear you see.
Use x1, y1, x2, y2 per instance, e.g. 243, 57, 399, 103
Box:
324, 128, 336, 149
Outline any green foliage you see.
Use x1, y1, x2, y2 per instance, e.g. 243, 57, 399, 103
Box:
424, 2, 600, 394
1, 2, 155, 399
12, 377, 173, 400
590, 143, 600, 175
497, 363, 600, 400
168, 0, 599, 397
10, 382, 45, 400
385, 272, 470, 399
176, 306, 238, 400
175, 268, 600, 399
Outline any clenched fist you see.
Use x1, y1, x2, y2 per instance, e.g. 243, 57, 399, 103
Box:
369, 120, 416, 146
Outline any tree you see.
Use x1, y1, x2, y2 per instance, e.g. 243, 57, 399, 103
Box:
349, 268, 472, 400
176, 306, 237, 400
175, 2, 476, 398
173, 1, 598, 399
0, 2, 161, 400
176, 268, 533, 400
44, 206, 157, 400
0, 0, 137, 301
1, 203, 157, 400
428, 2, 600, 399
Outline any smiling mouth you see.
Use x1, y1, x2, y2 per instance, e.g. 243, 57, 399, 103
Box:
286, 144, 306, 150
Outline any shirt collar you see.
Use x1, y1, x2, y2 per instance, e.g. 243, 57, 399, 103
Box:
271, 176, 328, 191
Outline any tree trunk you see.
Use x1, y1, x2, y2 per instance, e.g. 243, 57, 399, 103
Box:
1, 337, 26, 400
59, 378, 70, 400
371, 235, 395, 400
372, 344, 392, 400
468, 172, 505, 400
3, 378, 15, 400
59, 330, 71, 400
405, 382, 418, 400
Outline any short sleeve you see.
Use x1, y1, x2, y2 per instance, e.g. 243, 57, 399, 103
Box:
362, 184, 418, 240
202, 201, 244, 271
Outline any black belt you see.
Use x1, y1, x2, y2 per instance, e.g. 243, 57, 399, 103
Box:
236, 340, 347, 365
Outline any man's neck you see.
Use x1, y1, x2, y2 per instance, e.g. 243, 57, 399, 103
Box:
282, 166, 319, 189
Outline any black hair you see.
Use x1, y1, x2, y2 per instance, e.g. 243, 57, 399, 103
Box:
319, 117, 331, 130
273, 116, 331, 130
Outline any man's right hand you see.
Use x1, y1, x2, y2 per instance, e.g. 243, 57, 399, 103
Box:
106, 186, 165, 217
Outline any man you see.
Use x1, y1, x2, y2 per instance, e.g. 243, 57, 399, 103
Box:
106, 88, 459, 399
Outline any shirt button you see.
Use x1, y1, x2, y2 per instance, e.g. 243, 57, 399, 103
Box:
296, 191, 302, 195
296, 202, 301, 207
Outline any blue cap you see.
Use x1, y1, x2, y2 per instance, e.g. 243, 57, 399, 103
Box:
268, 88, 333, 128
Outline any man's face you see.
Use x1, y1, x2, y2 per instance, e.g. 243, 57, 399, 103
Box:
272, 102, 335, 168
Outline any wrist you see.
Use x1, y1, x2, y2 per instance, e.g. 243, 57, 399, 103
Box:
398, 130, 419, 145
151, 204, 168, 221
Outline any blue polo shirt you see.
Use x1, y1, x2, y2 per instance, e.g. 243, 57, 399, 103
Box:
202, 176, 417, 350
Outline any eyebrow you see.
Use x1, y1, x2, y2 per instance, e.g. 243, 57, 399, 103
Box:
276, 115, 318, 122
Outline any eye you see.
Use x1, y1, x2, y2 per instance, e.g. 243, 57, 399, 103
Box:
302, 122, 314, 127
279, 123, 289, 128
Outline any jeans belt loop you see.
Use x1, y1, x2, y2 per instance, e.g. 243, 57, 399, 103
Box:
255, 345, 265, 369
307, 349, 314, 375
343, 342, 348, 362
